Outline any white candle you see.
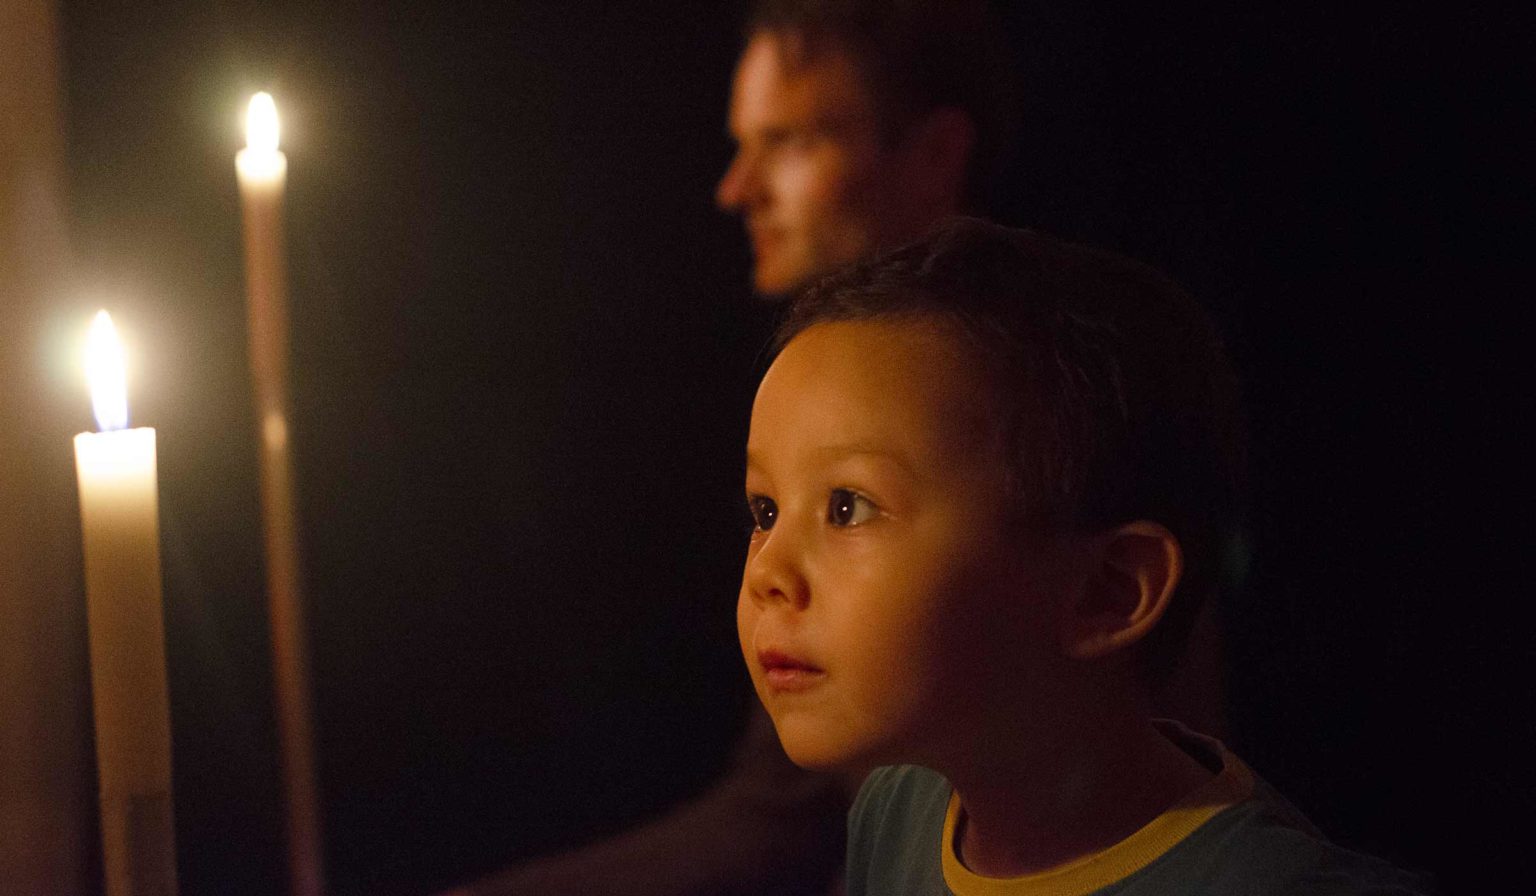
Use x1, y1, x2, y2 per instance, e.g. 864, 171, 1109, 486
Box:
73, 310, 178, 896
235, 91, 325, 896
236, 91, 289, 417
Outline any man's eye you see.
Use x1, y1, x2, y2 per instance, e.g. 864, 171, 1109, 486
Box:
747, 495, 778, 532
763, 130, 813, 152
827, 488, 879, 527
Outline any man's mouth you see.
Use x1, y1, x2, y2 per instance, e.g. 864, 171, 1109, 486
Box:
747, 223, 781, 253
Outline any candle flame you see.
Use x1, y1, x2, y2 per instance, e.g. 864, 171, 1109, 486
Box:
86, 310, 129, 432
246, 92, 280, 153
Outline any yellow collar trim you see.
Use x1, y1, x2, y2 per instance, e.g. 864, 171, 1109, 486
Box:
940, 722, 1253, 896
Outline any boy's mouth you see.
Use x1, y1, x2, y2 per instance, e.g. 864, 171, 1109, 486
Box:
758, 649, 825, 692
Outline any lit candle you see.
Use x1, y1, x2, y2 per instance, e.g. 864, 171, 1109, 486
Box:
235, 91, 289, 421
235, 91, 324, 896
73, 310, 178, 896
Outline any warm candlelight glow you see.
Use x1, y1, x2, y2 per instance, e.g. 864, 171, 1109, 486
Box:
246, 91, 280, 153
238, 92, 287, 183
86, 310, 129, 433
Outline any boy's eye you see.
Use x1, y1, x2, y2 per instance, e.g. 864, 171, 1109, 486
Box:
827, 488, 879, 527
747, 495, 778, 532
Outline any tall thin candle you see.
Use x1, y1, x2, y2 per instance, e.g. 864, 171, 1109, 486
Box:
73, 310, 178, 896
236, 91, 324, 896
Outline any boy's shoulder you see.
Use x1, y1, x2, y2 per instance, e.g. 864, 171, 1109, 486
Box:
847, 765, 953, 896
1161, 774, 1434, 896
846, 754, 1434, 896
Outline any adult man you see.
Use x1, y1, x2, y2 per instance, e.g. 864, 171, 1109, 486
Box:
445, 4, 1012, 893
717, 0, 1009, 298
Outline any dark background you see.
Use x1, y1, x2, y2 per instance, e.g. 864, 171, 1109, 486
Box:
54, 2, 1523, 893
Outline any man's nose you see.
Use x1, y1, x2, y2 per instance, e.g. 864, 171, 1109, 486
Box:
743, 526, 810, 611
716, 149, 757, 213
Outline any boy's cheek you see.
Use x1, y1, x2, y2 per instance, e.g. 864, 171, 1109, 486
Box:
735, 587, 775, 703
735, 589, 756, 662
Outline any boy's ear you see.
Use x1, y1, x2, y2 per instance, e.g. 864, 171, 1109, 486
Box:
1058, 521, 1183, 661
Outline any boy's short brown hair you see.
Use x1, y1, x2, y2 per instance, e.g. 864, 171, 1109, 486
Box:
776, 217, 1246, 678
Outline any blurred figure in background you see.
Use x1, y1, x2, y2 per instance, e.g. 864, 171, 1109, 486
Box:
716, 0, 1010, 299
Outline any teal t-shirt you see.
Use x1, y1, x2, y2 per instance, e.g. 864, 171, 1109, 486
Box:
847, 727, 1431, 896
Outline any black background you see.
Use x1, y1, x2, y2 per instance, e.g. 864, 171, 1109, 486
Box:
55, 2, 1524, 893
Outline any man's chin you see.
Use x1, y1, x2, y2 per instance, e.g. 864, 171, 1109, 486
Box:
752, 260, 811, 301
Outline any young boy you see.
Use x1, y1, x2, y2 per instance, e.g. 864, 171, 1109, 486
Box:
737, 218, 1428, 895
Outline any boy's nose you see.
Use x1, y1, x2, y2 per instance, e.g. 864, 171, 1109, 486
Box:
743, 529, 809, 610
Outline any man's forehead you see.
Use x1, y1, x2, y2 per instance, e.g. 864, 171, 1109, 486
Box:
757, 27, 842, 75
732, 31, 877, 126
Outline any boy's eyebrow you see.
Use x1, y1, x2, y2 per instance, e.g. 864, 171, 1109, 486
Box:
813, 444, 913, 467
745, 445, 918, 477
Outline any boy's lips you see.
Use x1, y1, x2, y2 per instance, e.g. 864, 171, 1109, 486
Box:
757, 648, 825, 692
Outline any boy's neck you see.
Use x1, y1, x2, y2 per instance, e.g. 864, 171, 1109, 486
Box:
946, 712, 1216, 879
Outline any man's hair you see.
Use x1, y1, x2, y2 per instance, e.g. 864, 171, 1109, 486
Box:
746, 0, 1017, 209
775, 218, 1246, 679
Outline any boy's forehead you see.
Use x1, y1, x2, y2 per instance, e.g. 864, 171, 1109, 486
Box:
750, 319, 998, 466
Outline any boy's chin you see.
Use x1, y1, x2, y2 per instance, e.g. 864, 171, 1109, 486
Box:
772, 719, 874, 773
782, 743, 847, 773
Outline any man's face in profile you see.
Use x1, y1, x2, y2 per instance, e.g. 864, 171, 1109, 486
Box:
717, 32, 908, 297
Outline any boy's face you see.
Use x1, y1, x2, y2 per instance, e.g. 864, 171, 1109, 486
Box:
738, 319, 1067, 771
